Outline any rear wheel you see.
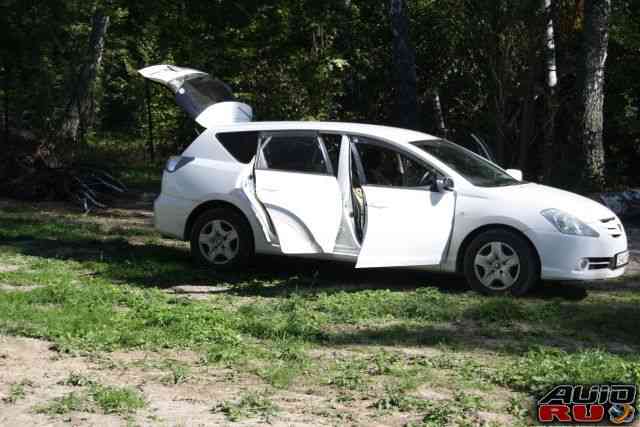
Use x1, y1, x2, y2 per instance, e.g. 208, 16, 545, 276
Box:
190, 208, 253, 270
463, 229, 539, 296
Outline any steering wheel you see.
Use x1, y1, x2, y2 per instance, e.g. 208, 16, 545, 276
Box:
418, 170, 434, 187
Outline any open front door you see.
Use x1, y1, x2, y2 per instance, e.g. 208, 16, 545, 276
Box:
254, 132, 342, 254
352, 139, 456, 268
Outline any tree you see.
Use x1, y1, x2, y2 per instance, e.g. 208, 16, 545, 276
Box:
541, 0, 559, 182
390, 0, 418, 129
579, 0, 611, 189
60, 7, 110, 145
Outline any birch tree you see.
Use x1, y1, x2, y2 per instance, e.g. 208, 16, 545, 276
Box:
579, 0, 611, 189
542, 0, 559, 182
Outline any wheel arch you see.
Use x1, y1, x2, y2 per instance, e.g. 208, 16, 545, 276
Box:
184, 199, 255, 250
455, 224, 541, 274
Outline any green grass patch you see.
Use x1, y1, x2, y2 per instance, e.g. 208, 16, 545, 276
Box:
492, 347, 640, 394
90, 384, 145, 414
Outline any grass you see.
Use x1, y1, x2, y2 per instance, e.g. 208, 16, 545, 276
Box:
1, 201, 639, 423
35, 383, 145, 416
36, 392, 92, 415
91, 385, 146, 414
212, 391, 279, 422
2, 380, 33, 404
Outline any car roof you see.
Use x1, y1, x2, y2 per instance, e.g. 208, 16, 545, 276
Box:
209, 121, 438, 146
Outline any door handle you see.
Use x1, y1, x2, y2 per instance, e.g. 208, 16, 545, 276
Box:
367, 203, 388, 209
259, 187, 279, 193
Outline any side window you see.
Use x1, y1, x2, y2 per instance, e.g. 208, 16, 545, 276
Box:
261, 135, 329, 174
320, 134, 341, 176
216, 131, 259, 163
401, 155, 436, 187
355, 139, 437, 188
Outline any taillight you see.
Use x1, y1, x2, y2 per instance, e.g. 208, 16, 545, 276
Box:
165, 156, 194, 173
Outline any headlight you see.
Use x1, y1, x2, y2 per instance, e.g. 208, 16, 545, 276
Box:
541, 209, 599, 237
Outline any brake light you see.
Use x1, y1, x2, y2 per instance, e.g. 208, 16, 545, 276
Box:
165, 156, 194, 173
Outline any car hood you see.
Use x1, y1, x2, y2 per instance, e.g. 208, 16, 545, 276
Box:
479, 183, 615, 223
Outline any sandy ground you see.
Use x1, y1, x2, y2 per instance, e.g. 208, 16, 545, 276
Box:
0, 335, 518, 427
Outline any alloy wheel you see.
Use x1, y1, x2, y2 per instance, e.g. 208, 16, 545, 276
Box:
198, 219, 240, 265
473, 241, 521, 291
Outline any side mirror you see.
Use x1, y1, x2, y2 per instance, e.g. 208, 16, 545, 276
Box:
433, 177, 455, 192
506, 169, 523, 181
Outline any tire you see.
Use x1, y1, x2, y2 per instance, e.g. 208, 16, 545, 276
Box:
190, 208, 254, 271
463, 229, 539, 296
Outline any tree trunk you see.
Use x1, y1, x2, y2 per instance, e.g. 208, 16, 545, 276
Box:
145, 80, 155, 160
390, 0, 418, 129
432, 89, 447, 137
2, 60, 8, 149
518, 40, 537, 174
579, 0, 610, 190
60, 8, 109, 144
542, 0, 559, 183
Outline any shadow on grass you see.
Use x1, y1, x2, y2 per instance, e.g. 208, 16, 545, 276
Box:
3, 230, 640, 354
0, 217, 640, 353
1, 224, 597, 302
2, 231, 467, 293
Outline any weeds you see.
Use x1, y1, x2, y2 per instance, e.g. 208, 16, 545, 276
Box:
212, 391, 279, 422
2, 379, 33, 404
372, 385, 431, 412
327, 358, 369, 391
160, 363, 190, 385
35, 392, 91, 415
492, 347, 640, 394
58, 372, 94, 387
90, 384, 145, 414
34, 381, 145, 416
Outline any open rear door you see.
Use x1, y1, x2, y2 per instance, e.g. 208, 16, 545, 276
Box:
254, 132, 342, 254
138, 64, 252, 127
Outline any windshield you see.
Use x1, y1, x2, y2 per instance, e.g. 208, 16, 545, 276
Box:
412, 139, 520, 187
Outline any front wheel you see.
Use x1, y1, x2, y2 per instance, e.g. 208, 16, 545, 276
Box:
463, 229, 539, 296
190, 208, 254, 271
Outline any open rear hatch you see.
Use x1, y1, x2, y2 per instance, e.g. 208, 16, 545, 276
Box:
138, 64, 252, 127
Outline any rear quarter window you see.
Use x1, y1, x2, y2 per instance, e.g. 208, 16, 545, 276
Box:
216, 131, 260, 163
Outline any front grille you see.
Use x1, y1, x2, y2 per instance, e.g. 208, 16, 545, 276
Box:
600, 217, 624, 238
586, 257, 613, 270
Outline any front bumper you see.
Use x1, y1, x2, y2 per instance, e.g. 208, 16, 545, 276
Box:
527, 229, 628, 281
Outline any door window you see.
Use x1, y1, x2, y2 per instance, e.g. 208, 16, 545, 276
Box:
320, 134, 341, 176
261, 135, 329, 174
354, 139, 437, 187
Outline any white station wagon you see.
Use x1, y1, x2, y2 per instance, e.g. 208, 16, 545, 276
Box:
140, 64, 629, 295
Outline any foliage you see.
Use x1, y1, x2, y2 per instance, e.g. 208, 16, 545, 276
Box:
1, 0, 638, 189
